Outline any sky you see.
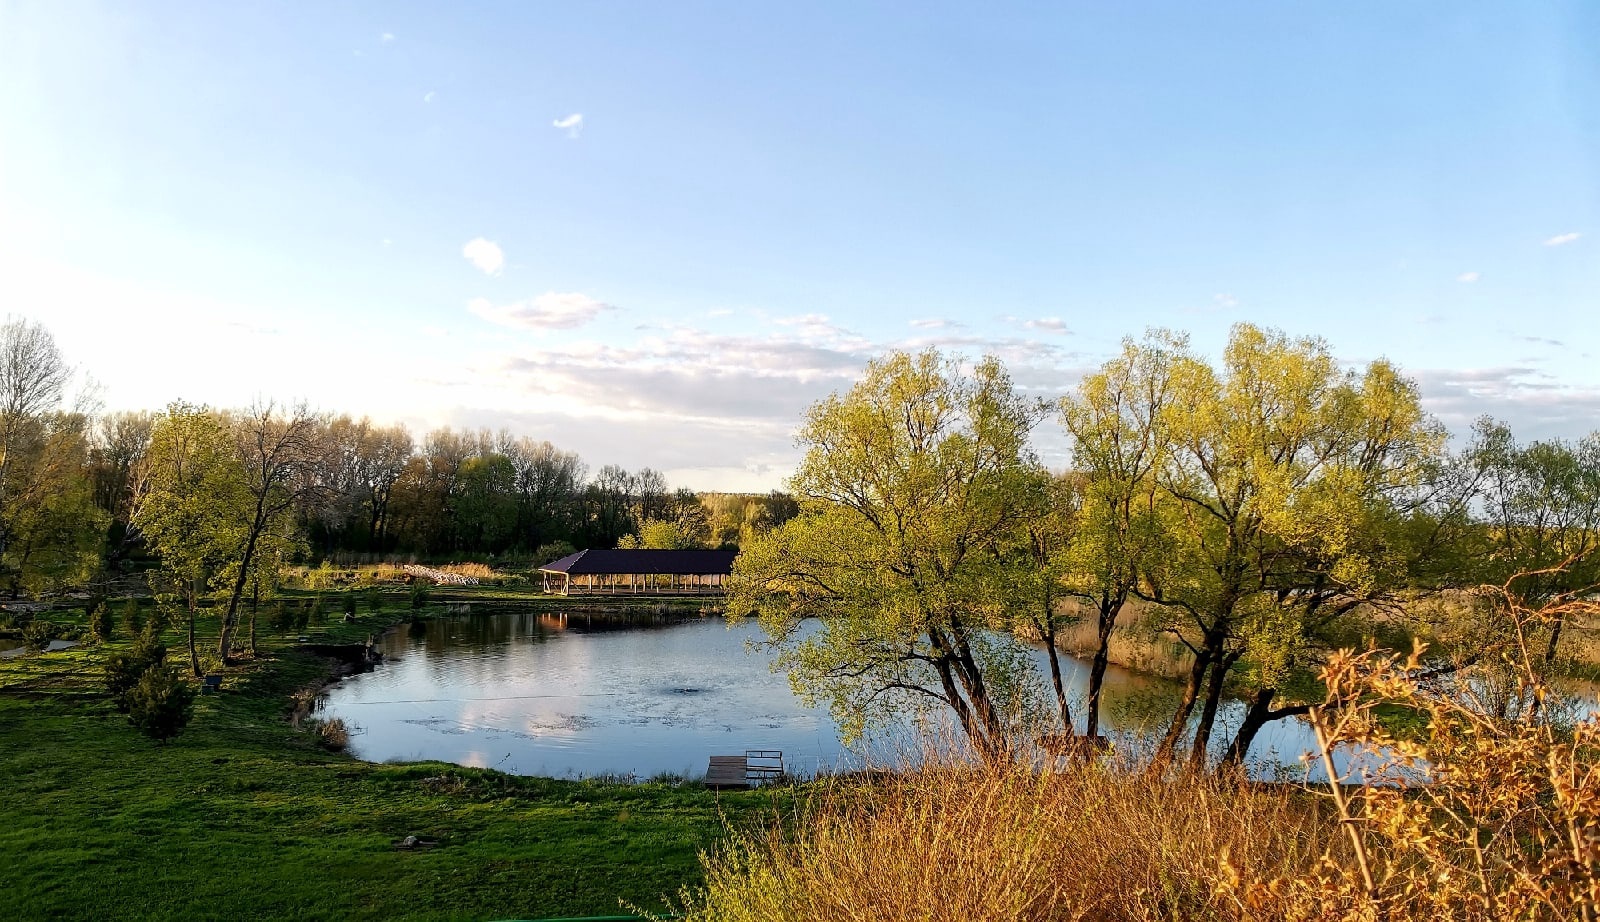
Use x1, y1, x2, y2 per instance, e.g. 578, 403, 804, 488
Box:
1, 2, 1596, 491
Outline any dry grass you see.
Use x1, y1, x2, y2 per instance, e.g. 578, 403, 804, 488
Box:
1041, 601, 1197, 680
678, 755, 1341, 922
436, 562, 500, 580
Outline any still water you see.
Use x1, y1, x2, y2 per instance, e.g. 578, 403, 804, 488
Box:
319, 609, 1359, 781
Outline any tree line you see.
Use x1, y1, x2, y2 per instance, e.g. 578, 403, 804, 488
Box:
0, 316, 795, 604
730, 326, 1600, 767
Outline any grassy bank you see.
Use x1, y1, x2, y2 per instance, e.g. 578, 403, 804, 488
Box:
0, 593, 782, 921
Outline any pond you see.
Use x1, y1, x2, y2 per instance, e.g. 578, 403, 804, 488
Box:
317, 609, 1384, 781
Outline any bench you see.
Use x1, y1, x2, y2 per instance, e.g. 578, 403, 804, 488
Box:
202, 674, 223, 693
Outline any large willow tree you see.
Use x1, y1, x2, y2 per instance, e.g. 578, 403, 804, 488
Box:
729, 350, 1048, 758
1123, 325, 1445, 767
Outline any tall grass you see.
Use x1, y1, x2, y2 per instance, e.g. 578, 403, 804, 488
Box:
678, 754, 1342, 922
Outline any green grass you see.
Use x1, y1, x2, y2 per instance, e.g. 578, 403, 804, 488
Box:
0, 598, 786, 921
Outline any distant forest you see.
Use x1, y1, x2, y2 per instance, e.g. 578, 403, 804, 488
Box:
96, 413, 799, 563
0, 317, 798, 596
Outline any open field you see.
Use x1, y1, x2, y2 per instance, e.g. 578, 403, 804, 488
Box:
0, 594, 783, 921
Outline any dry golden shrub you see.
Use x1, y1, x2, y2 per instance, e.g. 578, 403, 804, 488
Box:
679, 754, 1341, 922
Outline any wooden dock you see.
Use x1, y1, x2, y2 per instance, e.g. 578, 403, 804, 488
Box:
706, 750, 785, 789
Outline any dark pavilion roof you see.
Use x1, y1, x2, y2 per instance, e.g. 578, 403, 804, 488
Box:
536, 548, 738, 576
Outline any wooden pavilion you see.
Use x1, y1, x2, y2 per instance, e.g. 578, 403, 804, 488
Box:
536, 548, 739, 596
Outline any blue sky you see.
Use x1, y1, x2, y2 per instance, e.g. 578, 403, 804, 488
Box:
2, 2, 1596, 489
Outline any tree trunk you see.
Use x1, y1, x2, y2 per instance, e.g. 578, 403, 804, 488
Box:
217, 505, 266, 662
249, 582, 259, 657
1544, 612, 1566, 668
1041, 620, 1072, 733
931, 625, 1006, 761
186, 600, 201, 677
1222, 687, 1274, 768
1188, 644, 1240, 769
1084, 601, 1118, 740
1155, 647, 1210, 765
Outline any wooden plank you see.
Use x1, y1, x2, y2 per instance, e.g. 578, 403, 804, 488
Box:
706, 755, 749, 788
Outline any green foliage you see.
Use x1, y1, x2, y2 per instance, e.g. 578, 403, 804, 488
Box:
137, 404, 250, 591
0, 415, 108, 595
341, 592, 357, 616
365, 586, 382, 611
618, 518, 701, 550
268, 601, 293, 633
88, 602, 112, 642
410, 580, 431, 609
104, 625, 169, 712
125, 664, 196, 744
732, 350, 1049, 753
21, 619, 58, 652
532, 540, 576, 565
119, 599, 143, 638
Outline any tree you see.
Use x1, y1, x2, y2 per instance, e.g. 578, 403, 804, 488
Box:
618, 518, 701, 550
1058, 336, 1175, 740
1466, 419, 1600, 668
0, 317, 71, 520
126, 664, 196, 744
1132, 325, 1443, 767
215, 401, 323, 661
1, 411, 107, 596
89, 410, 155, 561
135, 403, 249, 675
0, 319, 106, 596
105, 622, 168, 711
729, 350, 1049, 758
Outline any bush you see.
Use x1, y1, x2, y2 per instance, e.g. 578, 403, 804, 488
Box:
366, 587, 383, 612
410, 580, 431, 610
269, 601, 294, 633
119, 599, 143, 638
301, 599, 319, 630
126, 665, 195, 744
21, 619, 59, 652
342, 592, 357, 616
105, 625, 169, 712
88, 603, 112, 643
306, 717, 350, 751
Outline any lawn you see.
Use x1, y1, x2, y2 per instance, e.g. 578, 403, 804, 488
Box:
0, 596, 785, 921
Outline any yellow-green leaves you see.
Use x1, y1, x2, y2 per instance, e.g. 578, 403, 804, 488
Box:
136, 402, 251, 602
731, 350, 1048, 750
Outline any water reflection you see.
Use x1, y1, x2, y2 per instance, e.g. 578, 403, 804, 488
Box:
320, 611, 1391, 782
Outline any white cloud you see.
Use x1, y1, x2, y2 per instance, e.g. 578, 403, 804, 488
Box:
423, 91, 436, 104
461, 238, 505, 276
470, 292, 616, 330
773, 313, 866, 346
1544, 232, 1581, 247
1457, 271, 1480, 283
910, 318, 962, 330
1214, 293, 1239, 308
1023, 317, 1070, 335
380, 32, 395, 43
1414, 366, 1600, 442
552, 113, 584, 138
